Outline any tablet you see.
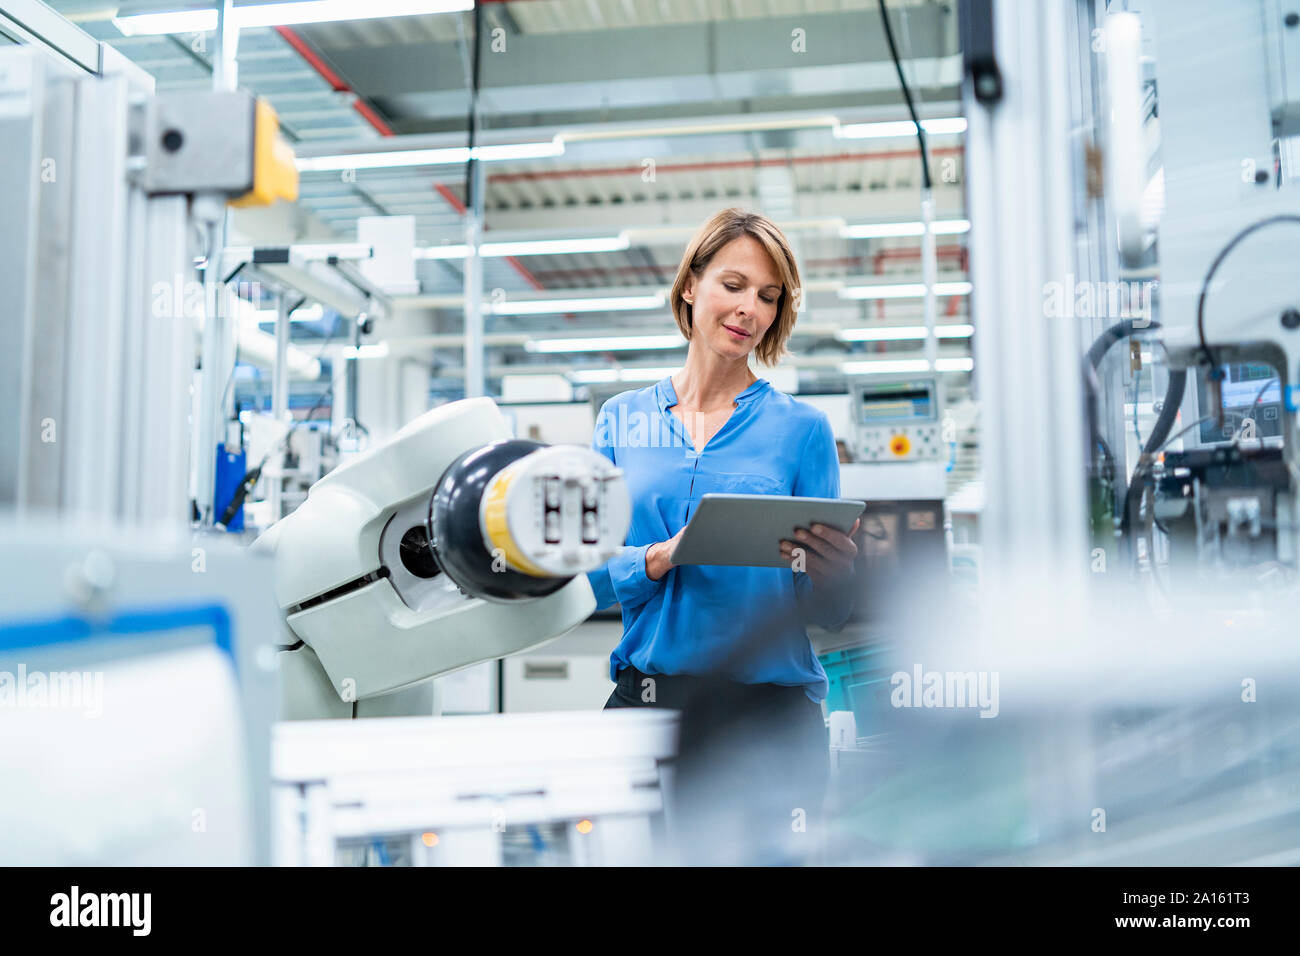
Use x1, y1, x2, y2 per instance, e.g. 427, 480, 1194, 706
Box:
671, 493, 867, 568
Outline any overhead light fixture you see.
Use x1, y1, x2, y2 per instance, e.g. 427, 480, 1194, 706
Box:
840, 359, 933, 375
413, 245, 470, 260
840, 219, 971, 239
414, 235, 628, 259
339, 343, 390, 359
490, 294, 666, 316
473, 140, 566, 161
569, 366, 679, 384
839, 281, 972, 300
934, 357, 974, 372
526, 334, 684, 353
834, 117, 968, 139
482, 236, 628, 257
296, 139, 563, 172
836, 324, 974, 342
839, 357, 975, 375
114, 0, 473, 36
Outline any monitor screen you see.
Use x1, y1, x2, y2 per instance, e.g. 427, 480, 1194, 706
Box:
854, 380, 937, 425
1197, 362, 1282, 444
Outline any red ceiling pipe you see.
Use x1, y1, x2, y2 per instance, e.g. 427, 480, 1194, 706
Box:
275, 24, 545, 291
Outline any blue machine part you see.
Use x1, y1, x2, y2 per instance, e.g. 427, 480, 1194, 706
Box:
214, 442, 247, 532
818, 643, 894, 732
0, 602, 236, 677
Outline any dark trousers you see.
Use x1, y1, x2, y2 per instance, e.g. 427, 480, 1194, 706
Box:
606, 665, 829, 863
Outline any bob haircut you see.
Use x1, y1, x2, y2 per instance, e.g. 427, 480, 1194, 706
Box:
669, 208, 802, 367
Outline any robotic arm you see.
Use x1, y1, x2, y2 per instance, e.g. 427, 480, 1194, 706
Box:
256, 397, 630, 719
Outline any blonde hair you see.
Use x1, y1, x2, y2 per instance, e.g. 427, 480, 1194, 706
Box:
669, 208, 801, 367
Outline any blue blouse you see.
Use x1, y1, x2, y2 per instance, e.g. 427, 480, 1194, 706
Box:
585, 375, 855, 701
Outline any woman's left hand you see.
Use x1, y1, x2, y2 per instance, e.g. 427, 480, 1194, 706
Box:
780, 518, 860, 587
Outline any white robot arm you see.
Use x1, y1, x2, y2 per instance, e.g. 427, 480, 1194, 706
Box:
256, 397, 629, 719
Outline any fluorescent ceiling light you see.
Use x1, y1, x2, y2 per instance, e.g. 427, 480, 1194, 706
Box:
526, 334, 684, 353
569, 366, 679, 384
114, 9, 214, 34
296, 139, 562, 172
298, 148, 467, 172
840, 359, 932, 375
568, 369, 620, 384
839, 281, 972, 300
837, 324, 974, 342
114, 0, 472, 36
473, 140, 565, 161
934, 357, 974, 372
834, 117, 968, 139
481, 236, 628, 257
490, 294, 666, 316
839, 357, 975, 375
339, 343, 390, 359
841, 219, 971, 239
415, 236, 627, 259
414, 245, 470, 260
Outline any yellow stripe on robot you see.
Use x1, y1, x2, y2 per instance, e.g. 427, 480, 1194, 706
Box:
482, 460, 551, 577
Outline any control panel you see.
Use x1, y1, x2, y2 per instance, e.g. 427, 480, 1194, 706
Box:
850, 376, 944, 462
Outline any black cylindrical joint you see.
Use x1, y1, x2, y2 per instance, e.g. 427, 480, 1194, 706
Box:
427, 439, 570, 601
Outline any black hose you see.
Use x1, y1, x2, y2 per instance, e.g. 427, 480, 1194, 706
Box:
1120, 368, 1187, 556
1083, 318, 1161, 471
1085, 318, 1159, 372
875, 0, 931, 190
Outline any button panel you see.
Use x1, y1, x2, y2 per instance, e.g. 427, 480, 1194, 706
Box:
857, 424, 943, 462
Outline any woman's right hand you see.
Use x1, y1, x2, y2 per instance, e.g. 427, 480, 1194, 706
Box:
646, 528, 685, 581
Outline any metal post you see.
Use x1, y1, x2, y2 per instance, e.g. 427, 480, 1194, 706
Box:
192, 0, 239, 526
270, 292, 290, 522
920, 187, 938, 368
464, 160, 486, 399
212, 0, 238, 92
963, 0, 1089, 586
192, 200, 228, 527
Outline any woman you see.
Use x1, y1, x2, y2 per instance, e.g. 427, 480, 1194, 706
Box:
586, 208, 860, 851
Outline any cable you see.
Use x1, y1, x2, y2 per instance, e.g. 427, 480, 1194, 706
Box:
463, 0, 484, 212
216, 382, 334, 528
1195, 214, 1300, 377
1082, 319, 1163, 489
1130, 375, 1143, 453
876, 0, 931, 190
1120, 369, 1187, 559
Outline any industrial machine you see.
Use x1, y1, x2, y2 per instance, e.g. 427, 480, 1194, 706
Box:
850, 375, 946, 464
1080, 2, 1300, 585
257, 397, 631, 719
839, 374, 950, 504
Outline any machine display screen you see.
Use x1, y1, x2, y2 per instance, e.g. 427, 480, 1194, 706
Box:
854, 381, 936, 424
1197, 362, 1282, 443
